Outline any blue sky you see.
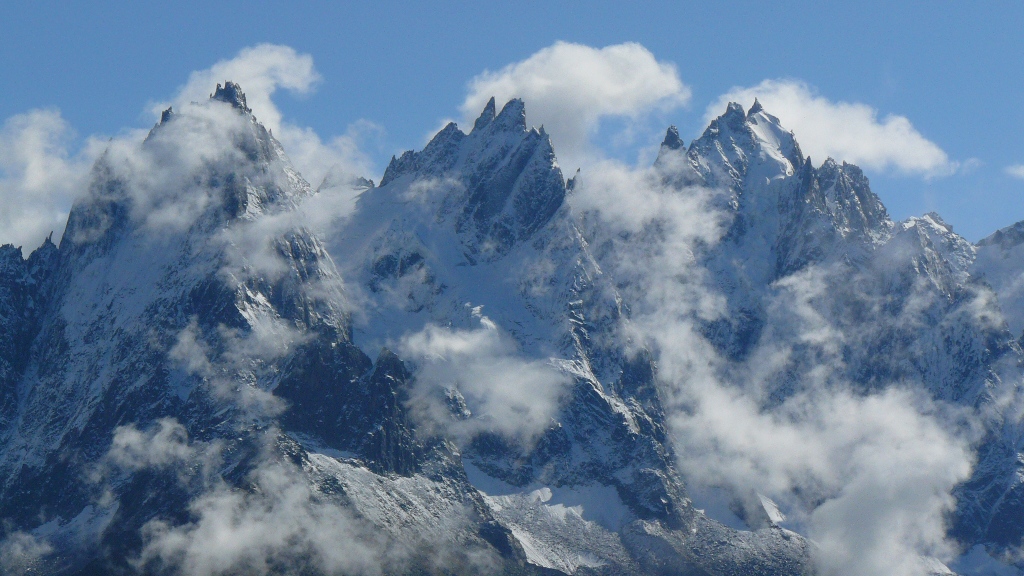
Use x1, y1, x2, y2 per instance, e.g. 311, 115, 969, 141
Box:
2, 1, 1023, 243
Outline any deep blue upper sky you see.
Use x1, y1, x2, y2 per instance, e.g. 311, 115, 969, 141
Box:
2, 1, 1022, 241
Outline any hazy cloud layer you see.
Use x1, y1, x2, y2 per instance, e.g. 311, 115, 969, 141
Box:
707, 79, 954, 177
462, 41, 690, 168
168, 312, 307, 419
0, 532, 54, 574
86, 418, 386, 576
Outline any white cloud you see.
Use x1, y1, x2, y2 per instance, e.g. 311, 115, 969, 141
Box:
166, 311, 308, 420
707, 79, 954, 177
106, 418, 208, 471
398, 312, 571, 446
138, 454, 385, 576
169, 44, 319, 136
165, 44, 376, 188
0, 44, 377, 254
95, 417, 224, 490
87, 417, 395, 576
0, 532, 53, 574
462, 41, 690, 168
1005, 164, 1024, 179
0, 109, 102, 249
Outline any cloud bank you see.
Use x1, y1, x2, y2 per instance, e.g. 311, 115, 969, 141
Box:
707, 79, 954, 177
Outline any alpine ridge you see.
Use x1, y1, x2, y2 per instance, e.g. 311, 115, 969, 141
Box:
0, 82, 1023, 576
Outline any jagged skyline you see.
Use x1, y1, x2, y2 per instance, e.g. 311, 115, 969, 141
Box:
2, 2, 1024, 247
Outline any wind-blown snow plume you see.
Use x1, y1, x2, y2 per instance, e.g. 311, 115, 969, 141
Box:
707, 79, 954, 177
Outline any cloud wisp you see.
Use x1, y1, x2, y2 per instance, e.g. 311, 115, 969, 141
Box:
92, 418, 388, 576
707, 79, 955, 177
1005, 164, 1024, 180
397, 312, 572, 447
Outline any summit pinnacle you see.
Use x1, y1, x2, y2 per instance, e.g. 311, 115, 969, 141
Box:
211, 81, 251, 113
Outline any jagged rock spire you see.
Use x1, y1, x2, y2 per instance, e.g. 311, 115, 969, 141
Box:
211, 81, 251, 113
748, 98, 764, 115
493, 98, 527, 132
473, 97, 497, 132
661, 125, 685, 150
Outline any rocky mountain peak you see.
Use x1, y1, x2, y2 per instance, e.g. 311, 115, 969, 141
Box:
373, 98, 565, 257
978, 220, 1024, 250
685, 101, 803, 195
211, 81, 251, 113
491, 97, 527, 133
472, 96, 497, 132
661, 125, 685, 151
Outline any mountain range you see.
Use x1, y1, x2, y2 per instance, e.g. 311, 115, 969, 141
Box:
1, 82, 1024, 575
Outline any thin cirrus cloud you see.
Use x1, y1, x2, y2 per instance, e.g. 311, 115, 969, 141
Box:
706, 79, 955, 177
1005, 164, 1024, 179
461, 41, 691, 168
